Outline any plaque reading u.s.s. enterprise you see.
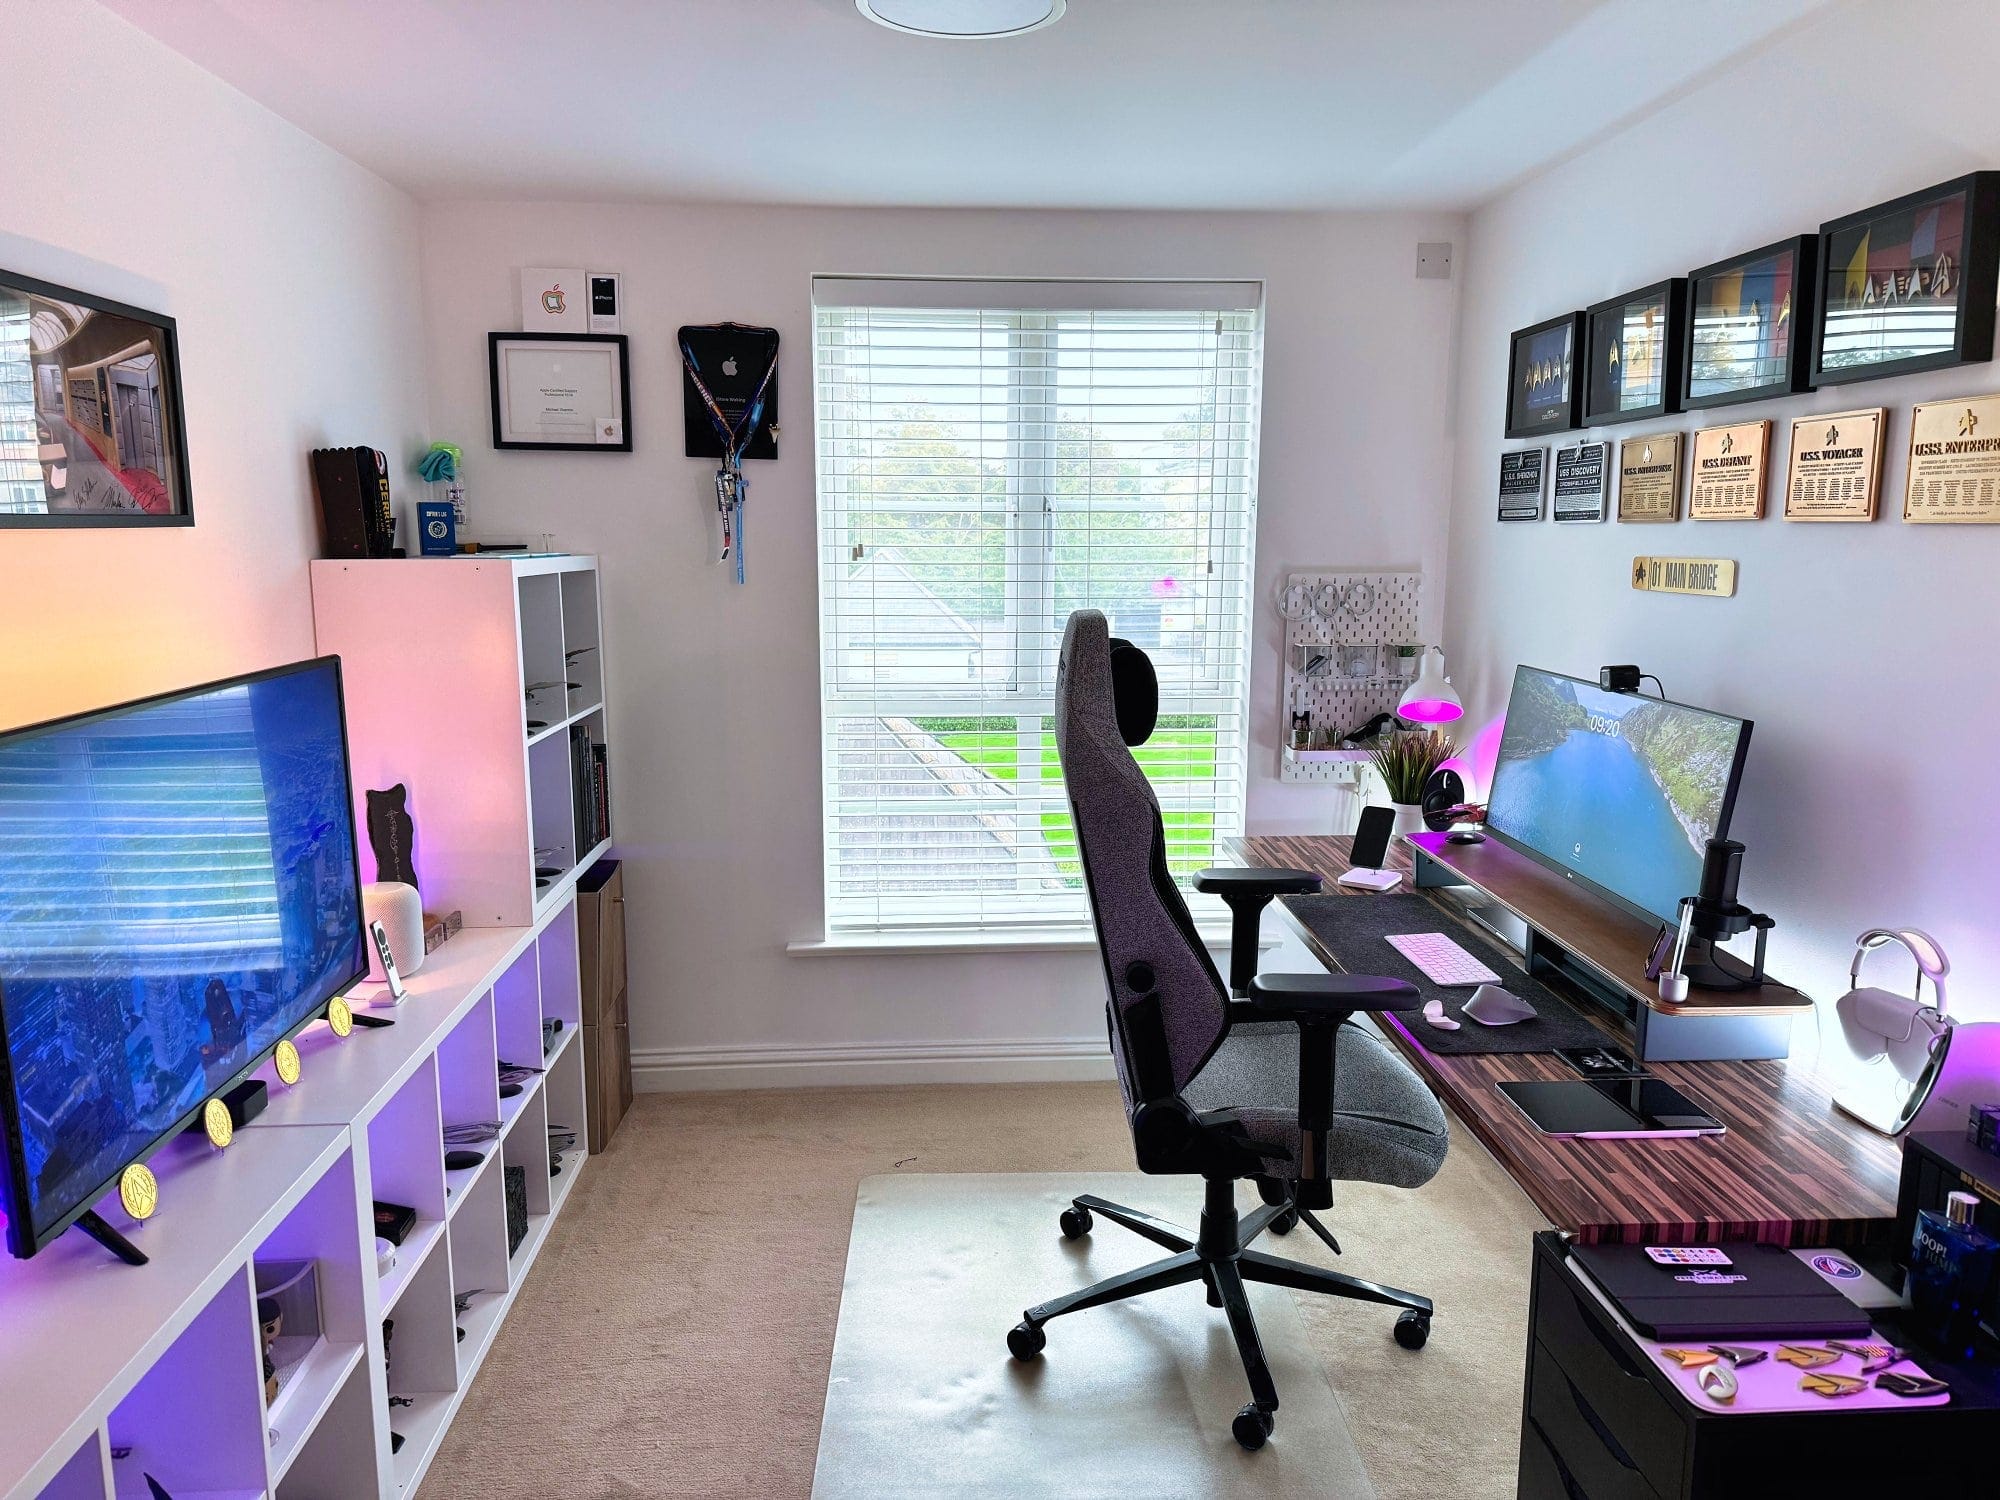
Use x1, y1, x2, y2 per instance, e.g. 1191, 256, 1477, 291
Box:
1784, 407, 1884, 521
1906, 393, 2000, 523
1617, 432, 1682, 522
1689, 419, 1770, 520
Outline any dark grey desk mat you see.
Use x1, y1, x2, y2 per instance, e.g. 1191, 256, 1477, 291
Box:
1279, 892, 1605, 1055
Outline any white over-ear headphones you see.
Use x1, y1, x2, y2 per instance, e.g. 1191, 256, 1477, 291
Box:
1833, 928, 1953, 1136
1845, 928, 1950, 1043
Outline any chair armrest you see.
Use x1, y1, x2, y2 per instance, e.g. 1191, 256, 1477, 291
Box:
1193, 866, 1324, 897
1247, 972, 1417, 1017
1195, 867, 1325, 997
1243, 974, 1417, 1210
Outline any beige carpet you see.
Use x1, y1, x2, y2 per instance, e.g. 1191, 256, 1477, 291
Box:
422, 1083, 1547, 1499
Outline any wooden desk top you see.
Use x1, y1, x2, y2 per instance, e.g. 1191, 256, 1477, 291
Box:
1236, 833, 1903, 1247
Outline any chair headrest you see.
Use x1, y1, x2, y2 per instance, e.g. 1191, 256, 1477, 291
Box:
1109, 638, 1158, 746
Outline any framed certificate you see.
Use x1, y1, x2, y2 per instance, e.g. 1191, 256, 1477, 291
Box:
488, 332, 632, 452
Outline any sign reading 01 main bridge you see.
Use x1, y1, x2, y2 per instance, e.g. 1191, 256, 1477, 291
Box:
1630, 556, 1737, 597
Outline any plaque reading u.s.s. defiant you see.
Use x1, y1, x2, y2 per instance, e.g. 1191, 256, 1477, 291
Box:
1689, 420, 1770, 520
1906, 393, 2000, 523
1617, 432, 1682, 522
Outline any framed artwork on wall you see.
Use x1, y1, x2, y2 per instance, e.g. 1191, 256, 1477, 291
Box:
0, 268, 193, 528
1584, 279, 1686, 426
1683, 236, 1817, 410
1814, 171, 2000, 386
488, 332, 633, 452
1504, 311, 1584, 439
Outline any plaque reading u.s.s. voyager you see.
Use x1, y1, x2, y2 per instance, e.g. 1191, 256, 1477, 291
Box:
1689, 420, 1770, 520
1784, 407, 1885, 521
1906, 393, 2000, 523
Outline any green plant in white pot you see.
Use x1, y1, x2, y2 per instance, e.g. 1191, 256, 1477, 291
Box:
1367, 728, 1456, 837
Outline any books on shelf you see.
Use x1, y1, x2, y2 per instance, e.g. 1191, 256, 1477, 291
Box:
568, 726, 611, 855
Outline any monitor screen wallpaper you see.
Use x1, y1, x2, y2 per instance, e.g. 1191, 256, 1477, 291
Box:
1484, 667, 1750, 924
0, 660, 365, 1248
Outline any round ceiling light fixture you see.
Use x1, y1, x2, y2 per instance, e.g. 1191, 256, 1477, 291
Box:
856, 0, 1065, 39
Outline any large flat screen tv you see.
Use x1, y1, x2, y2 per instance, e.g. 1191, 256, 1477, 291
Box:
1484, 667, 1752, 925
0, 658, 366, 1258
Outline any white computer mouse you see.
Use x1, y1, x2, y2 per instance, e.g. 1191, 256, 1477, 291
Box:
1461, 984, 1537, 1026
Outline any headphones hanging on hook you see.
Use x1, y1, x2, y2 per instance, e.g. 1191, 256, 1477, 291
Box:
1832, 927, 1953, 1135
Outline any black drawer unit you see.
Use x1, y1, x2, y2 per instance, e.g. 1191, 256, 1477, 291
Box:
1520, 1230, 2000, 1499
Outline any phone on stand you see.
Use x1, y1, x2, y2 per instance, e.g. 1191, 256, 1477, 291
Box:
1349, 805, 1394, 869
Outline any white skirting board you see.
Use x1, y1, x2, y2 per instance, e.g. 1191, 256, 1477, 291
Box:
633, 1036, 1116, 1091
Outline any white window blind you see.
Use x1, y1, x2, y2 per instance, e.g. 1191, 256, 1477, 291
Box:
812, 278, 1264, 934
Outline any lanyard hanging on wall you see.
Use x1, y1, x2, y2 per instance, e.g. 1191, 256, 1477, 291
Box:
679, 325, 778, 585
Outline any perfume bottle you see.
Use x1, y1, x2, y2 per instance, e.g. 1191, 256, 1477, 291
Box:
1908, 1190, 1999, 1358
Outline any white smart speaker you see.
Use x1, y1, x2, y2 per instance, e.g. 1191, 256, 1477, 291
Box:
362, 882, 426, 982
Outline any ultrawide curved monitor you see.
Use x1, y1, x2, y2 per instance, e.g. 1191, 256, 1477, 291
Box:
1484, 666, 1752, 925
0, 657, 366, 1257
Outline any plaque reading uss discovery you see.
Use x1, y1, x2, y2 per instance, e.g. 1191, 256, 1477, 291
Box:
1690, 420, 1770, 520
1906, 393, 2000, 522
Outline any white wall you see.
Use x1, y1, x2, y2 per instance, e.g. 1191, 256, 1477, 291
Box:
417, 203, 1462, 1084
1445, 0, 2000, 1021
0, 0, 428, 726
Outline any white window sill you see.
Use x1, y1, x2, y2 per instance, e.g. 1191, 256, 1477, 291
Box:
787, 926, 1278, 957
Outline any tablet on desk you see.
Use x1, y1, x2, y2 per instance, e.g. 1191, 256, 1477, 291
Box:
1498, 1077, 1726, 1138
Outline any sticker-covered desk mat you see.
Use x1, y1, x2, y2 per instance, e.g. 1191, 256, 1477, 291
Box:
1572, 1260, 1951, 1413
1281, 892, 1605, 1055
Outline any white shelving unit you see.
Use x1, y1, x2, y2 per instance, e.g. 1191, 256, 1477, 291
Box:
0, 916, 593, 1500
4, 556, 615, 1500
310, 555, 613, 928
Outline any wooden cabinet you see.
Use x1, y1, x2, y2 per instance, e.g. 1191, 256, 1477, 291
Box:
578, 860, 631, 1150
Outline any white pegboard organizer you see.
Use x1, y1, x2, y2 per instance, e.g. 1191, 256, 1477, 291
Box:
1277, 570, 1424, 784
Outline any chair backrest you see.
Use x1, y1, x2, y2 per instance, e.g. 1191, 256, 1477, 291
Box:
1054, 609, 1229, 1115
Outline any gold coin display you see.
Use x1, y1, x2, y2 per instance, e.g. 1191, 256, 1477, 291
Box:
275, 1038, 303, 1086
203, 1096, 234, 1149
327, 996, 354, 1037
119, 1162, 159, 1221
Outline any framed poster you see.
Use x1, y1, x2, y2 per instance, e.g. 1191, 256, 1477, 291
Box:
1497, 448, 1547, 521
0, 268, 193, 528
1683, 236, 1817, 409
488, 332, 632, 452
1585, 280, 1687, 425
1553, 440, 1611, 523
1814, 172, 2000, 386
1504, 312, 1583, 439
1905, 392, 2000, 522
1783, 407, 1885, 521
1617, 432, 1682, 522
1688, 419, 1771, 520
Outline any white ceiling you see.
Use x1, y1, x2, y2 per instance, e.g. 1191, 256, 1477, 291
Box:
104, 0, 1831, 212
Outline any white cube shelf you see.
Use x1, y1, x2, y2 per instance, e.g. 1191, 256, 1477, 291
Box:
310, 555, 613, 928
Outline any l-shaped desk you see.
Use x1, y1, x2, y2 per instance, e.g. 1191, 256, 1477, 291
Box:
1232, 832, 1903, 1247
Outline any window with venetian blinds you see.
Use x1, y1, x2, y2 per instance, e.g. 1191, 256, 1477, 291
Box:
811, 278, 1264, 933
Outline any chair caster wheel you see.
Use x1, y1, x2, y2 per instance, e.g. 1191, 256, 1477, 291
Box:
1394, 1310, 1431, 1350
1269, 1208, 1299, 1236
1059, 1205, 1094, 1239
1232, 1404, 1274, 1451
1007, 1321, 1046, 1361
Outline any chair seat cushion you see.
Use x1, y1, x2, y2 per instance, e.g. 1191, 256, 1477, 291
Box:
1181, 1021, 1448, 1189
